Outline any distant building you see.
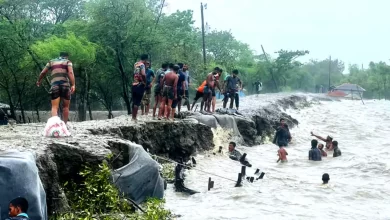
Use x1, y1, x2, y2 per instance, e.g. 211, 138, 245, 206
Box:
327, 83, 365, 99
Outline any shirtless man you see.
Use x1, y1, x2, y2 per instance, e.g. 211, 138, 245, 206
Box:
152, 63, 168, 118
158, 64, 178, 120
36, 52, 75, 124
318, 143, 327, 157
211, 68, 222, 112
172, 63, 186, 115
311, 132, 333, 150
203, 68, 221, 112
277, 146, 288, 163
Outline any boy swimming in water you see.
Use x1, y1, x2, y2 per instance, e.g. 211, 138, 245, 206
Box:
277, 146, 288, 163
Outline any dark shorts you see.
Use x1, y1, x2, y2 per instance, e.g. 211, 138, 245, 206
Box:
224, 90, 236, 100
132, 84, 145, 106
172, 90, 183, 108
203, 86, 210, 94
212, 88, 216, 97
142, 92, 151, 106
162, 86, 174, 100
203, 90, 212, 102
185, 90, 189, 98
154, 85, 162, 97
194, 91, 203, 101
50, 85, 71, 100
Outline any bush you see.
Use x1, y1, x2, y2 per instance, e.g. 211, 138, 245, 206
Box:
52, 159, 172, 220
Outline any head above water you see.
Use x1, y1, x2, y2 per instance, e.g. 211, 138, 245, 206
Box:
326, 135, 333, 142
322, 173, 330, 184
59, 52, 69, 59
228, 141, 236, 152
140, 54, 149, 62
318, 143, 324, 150
332, 140, 338, 148
9, 197, 28, 217
311, 139, 318, 148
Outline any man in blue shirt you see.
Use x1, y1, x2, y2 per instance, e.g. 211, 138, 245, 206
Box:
223, 70, 242, 109
7, 197, 29, 220
309, 139, 322, 161
171, 63, 186, 118
141, 61, 155, 116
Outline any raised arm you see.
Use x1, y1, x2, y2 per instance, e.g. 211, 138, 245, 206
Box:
311, 132, 327, 142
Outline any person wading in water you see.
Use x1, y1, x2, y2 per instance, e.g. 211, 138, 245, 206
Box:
37, 52, 75, 125
311, 132, 334, 151
273, 118, 292, 147
159, 64, 178, 120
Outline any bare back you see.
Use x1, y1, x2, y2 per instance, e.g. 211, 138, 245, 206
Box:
164, 72, 178, 87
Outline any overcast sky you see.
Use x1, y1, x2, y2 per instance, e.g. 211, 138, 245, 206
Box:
166, 0, 389, 68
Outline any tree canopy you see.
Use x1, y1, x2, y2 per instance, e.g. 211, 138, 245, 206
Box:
0, 0, 388, 123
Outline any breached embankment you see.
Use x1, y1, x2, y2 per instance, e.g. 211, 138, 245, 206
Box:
0, 93, 330, 215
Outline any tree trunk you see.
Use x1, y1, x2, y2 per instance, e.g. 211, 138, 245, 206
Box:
116, 50, 131, 115
5, 90, 16, 120
270, 68, 278, 92
77, 68, 87, 122
86, 71, 93, 120
35, 107, 41, 123
108, 108, 114, 119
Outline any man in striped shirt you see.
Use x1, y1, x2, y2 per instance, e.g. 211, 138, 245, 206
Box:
36, 52, 75, 124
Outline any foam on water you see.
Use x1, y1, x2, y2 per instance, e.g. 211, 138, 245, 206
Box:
165, 95, 390, 220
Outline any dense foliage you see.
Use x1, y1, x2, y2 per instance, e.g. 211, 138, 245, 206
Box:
54, 161, 172, 220
1, 0, 389, 123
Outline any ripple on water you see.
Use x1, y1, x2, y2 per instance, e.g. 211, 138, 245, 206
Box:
165, 95, 390, 219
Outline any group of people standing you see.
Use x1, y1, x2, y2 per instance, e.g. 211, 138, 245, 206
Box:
36, 52, 246, 123
190, 68, 243, 112
131, 54, 246, 121
132, 55, 191, 121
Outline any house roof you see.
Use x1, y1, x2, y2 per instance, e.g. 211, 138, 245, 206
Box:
335, 83, 366, 92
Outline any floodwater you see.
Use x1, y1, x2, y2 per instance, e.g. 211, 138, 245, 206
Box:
165, 94, 390, 220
